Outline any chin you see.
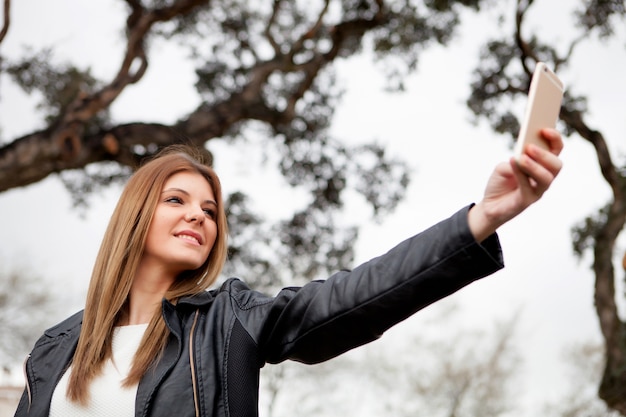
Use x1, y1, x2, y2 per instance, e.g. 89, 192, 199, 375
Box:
172, 252, 209, 269
171, 259, 206, 276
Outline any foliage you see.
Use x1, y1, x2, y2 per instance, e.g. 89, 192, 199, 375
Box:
466, 0, 626, 413
5, 48, 108, 129
0, 0, 483, 388
0, 0, 484, 284
0, 262, 58, 369
260, 305, 522, 417
2, 0, 626, 414
571, 204, 610, 258
543, 342, 622, 417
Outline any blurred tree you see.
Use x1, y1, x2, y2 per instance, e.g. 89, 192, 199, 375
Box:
466, 0, 626, 413
0, 263, 58, 371
4, 0, 623, 414
543, 342, 621, 417
405, 316, 520, 417
259, 305, 522, 417
0, 0, 493, 286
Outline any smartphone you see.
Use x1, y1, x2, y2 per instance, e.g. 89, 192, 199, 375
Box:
514, 62, 564, 159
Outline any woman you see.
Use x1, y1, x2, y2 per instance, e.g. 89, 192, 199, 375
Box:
15, 129, 563, 417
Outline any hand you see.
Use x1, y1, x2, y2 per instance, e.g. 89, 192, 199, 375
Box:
468, 128, 563, 242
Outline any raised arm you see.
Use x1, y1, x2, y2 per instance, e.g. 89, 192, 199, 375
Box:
468, 128, 563, 242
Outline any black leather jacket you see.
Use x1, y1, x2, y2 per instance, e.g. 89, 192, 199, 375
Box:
14, 206, 503, 417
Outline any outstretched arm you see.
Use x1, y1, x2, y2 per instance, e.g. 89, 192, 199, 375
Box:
468, 128, 564, 242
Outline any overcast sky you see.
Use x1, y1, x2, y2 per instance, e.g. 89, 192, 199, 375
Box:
1, 1, 625, 415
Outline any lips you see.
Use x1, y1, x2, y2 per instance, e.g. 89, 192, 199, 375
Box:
175, 230, 203, 245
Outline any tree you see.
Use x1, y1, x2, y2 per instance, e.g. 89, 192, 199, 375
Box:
259, 304, 522, 417
0, 261, 58, 370
0, 0, 493, 285
466, 0, 626, 413
543, 342, 621, 417
4, 0, 623, 413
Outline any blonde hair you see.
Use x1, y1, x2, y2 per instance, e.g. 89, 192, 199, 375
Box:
67, 145, 228, 404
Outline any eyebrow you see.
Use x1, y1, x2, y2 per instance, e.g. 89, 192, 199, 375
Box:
163, 188, 217, 206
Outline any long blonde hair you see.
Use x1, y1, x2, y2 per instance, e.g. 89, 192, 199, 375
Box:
67, 145, 228, 404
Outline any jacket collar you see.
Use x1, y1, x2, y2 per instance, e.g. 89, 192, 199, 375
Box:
174, 290, 214, 309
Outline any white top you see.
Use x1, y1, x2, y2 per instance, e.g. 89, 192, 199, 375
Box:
49, 323, 148, 417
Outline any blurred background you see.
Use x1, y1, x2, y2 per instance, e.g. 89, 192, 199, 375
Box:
1, 1, 625, 416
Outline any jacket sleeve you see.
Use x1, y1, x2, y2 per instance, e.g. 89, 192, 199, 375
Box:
231, 205, 504, 365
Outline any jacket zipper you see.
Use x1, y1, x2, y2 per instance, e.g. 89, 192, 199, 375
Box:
189, 309, 200, 417
23, 354, 32, 411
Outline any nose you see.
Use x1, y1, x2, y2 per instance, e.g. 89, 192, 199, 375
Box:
185, 207, 204, 224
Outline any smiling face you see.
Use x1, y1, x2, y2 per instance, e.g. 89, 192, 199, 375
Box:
140, 171, 218, 280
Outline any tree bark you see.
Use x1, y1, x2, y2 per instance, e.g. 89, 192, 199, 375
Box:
512, 1, 626, 411
560, 105, 626, 415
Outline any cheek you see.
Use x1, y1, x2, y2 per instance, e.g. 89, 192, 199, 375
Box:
208, 223, 219, 245
146, 213, 165, 235
145, 220, 164, 245
204, 224, 218, 253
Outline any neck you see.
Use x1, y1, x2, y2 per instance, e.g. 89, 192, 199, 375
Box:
124, 262, 175, 325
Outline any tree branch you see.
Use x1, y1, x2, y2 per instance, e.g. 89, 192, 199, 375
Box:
0, 81, 298, 191
60, 0, 208, 126
264, 0, 282, 55
291, 0, 330, 53
512, 4, 626, 412
7, 0, 209, 175
515, 0, 538, 75
566, 107, 626, 412
0, 0, 9, 45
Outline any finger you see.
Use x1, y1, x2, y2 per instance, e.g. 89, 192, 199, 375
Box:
539, 128, 564, 155
515, 153, 556, 195
526, 144, 563, 178
510, 157, 537, 196
494, 160, 515, 180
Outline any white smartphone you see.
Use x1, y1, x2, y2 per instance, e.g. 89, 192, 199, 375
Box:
514, 62, 564, 159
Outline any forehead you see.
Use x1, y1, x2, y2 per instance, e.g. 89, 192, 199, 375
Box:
163, 171, 214, 197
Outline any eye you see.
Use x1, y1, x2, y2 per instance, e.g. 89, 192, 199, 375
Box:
165, 196, 183, 204
203, 207, 217, 219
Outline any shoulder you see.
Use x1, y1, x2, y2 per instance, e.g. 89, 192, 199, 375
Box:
177, 278, 273, 311
43, 310, 83, 338
218, 277, 282, 310
26, 310, 83, 352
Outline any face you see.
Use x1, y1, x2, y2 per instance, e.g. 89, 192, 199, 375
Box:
141, 171, 218, 278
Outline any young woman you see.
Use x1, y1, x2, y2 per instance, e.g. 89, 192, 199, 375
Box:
15, 129, 563, 417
